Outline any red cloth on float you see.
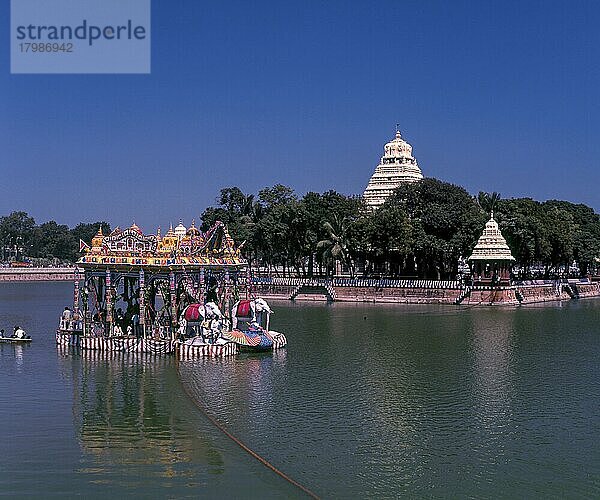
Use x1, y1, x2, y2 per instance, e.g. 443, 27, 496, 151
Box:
185, 303, 202, 321
236, 299, 251, 317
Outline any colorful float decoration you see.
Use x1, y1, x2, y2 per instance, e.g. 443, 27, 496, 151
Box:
56, 220, 287, 357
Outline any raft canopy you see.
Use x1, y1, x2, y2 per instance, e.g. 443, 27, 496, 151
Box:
77, 220, 247, 270
468, 212, 515, 262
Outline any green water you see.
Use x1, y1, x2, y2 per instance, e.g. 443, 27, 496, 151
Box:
1, 282, 599, 498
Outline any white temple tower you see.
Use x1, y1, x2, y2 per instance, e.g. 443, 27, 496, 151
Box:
363, 128, 424, 208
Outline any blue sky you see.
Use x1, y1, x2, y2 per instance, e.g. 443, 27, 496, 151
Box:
2, 0, 600, 230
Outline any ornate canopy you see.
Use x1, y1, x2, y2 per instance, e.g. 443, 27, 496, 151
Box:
77, 221, 246, 270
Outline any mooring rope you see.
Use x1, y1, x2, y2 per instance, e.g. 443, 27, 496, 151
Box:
175, 361, 320, 499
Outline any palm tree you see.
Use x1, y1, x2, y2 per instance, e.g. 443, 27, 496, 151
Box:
477, 191, 501, 215
316, 215, 356, 278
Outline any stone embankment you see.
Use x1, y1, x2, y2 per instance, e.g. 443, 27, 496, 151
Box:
253, 277, 600, 306
3, 271, 599, 306
0, 267, 78, 281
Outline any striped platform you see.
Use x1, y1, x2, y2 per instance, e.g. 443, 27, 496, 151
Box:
77, 336, 175, 355
176, 340, 238, 359
55, 331, 80, 347
56, 332, 284, 356
269, 331, 287, 350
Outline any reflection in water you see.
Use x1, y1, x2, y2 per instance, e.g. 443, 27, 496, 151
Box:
57, 349, 225, 482
14, 345, 25, 372
0, 343, 31, 374
470, 310, 514, 467
7, 291, 592, 498
178, 349, 288, 429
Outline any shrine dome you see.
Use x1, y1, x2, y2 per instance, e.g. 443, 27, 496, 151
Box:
187, 220, 201, 237
174, 220, 187, 238
468, 213, 515, 262
383, 130, 413, 157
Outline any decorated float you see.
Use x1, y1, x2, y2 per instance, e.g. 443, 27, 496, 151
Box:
56, 220, 287, 357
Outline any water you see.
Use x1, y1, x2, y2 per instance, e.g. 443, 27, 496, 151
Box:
1, 282, 599, 498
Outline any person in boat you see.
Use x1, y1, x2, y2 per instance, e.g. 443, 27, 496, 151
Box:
13, 326, 26, 339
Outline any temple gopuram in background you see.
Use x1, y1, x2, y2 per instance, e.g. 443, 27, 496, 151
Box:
363, 127, 424, 208
468, 212, 515, 285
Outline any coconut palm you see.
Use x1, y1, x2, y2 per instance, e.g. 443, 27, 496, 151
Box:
317, 215, 356, 278
477, 191, 502, 215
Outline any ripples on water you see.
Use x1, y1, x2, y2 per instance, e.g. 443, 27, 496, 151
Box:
179, 302, 600, 498
0, 284, 297, 498
1, 283, 600, 498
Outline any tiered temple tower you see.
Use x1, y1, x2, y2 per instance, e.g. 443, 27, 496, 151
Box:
468, 212, 515, 284
363, 127, 424, 208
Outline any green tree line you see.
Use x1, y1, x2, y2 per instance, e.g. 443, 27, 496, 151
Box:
0, 211, 109, 264
200, 179, 600, 279
3, 177, 600, 278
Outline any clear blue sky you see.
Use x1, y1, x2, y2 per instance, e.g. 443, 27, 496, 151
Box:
2, 0, 600, 230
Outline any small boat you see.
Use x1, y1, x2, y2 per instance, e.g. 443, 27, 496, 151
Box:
0, 336, 32, 344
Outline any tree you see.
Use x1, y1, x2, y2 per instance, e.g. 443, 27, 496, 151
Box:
301, 191, 363, 276
31, 221, 75, 261
0, 211, 36, 260
258, 184, 297, 209
385, 179, 485, 279
477, 191, 501, 214
317, 215, 356, 277
359, 203, 413, 276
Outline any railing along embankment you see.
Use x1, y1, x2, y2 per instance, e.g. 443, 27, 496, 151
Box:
0, 267, 80, 281
253, 277, 462, 303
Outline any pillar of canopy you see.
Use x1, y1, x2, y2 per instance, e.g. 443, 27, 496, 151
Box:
467, 212, 515, 285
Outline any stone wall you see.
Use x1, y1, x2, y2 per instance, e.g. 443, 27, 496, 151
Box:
0, 268, 77, 281
252, 284, 296, 300
255, 281, 600, 306
463, 288, 519, 305
334, 286, 461, 304
5, 271, 599, 306
575, 282, 600, 298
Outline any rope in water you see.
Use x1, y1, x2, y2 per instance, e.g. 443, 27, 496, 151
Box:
175, 361, 320, 499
